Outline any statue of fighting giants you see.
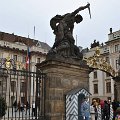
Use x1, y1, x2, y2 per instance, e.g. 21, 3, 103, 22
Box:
49, 3, 90, 59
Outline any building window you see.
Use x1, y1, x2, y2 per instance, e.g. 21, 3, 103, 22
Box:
93, 71, 97, 79
94, 84, 98, 94
20, 82, 25, 92
22, 56, 26, 63
13, 55, 17, 61
104, 47, 109, 53
116, 59, 119, 69
106, 82, 111, 93
115, 44, 119, 52
37, 58, 41, 63
0, 81, 1, 86
11, 81, 16, 92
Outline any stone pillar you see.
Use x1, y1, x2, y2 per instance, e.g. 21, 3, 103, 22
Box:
115, 79, 120, 101
37, 59, 90, 120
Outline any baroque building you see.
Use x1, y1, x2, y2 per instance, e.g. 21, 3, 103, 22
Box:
83, 28, 120, 102
0, 31, 51, 106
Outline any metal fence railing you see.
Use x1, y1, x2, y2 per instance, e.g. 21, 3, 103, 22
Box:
0, 68, 46, 120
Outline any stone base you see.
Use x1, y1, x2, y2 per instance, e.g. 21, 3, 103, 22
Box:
37, 59, 90, 120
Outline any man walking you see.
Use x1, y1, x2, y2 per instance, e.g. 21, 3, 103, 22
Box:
32, 102, 35, 117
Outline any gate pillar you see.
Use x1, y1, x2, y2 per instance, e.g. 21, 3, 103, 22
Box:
36, 58, 90, 120
114, 76, 120, 101
116, 81, 120, 101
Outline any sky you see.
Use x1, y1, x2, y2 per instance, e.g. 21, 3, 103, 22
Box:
0, 0, 120, 49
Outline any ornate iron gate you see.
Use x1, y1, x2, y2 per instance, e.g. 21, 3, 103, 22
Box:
0, 67, 46, 120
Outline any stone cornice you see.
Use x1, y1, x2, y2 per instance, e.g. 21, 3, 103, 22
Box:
0, 45, 47, 56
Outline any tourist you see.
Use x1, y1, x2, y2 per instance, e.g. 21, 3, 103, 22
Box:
112, 100, 120, 120
102, 100, 110, 120
13, 100, 17, 112
90, 102, 95, 120
93, 100, 98, 120
32, 102, 35, 117
115, 107, 120, 120
20, 102, 24, 112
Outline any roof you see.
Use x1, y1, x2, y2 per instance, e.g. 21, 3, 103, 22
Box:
40, 42, 51, 50
66, 87, 91, 95
0, 31, 51, 51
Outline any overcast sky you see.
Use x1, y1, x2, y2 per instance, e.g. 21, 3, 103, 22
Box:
0, 0, 120, 48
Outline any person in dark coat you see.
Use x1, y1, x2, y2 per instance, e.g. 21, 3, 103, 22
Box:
13, 100, 17, 112
112, 100, 120, 120
103, 100, 110, 120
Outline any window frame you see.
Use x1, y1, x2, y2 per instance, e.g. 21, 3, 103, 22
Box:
106, 82, 111, 93
94, 83, 98, 94
93, 71, 97, 79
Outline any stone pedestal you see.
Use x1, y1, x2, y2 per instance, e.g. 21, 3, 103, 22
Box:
37, 59, 90, 120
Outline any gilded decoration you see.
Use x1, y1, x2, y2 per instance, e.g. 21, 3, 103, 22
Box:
84, 47, 115, 77
5, 56, 11, 69
0, 56, 26, 70
16, 61, 26, 70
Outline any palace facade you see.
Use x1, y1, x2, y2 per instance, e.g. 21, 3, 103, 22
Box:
0, 32, 51, 106
84, 28, 120, 102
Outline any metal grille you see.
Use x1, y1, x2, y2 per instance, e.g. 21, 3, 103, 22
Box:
0, 68, 45, 120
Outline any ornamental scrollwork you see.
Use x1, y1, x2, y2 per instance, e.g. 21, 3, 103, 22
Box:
84, 47, 115, 77
0, 56, 26, 70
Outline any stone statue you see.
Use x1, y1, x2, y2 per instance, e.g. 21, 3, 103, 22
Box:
49, 3, 90, 59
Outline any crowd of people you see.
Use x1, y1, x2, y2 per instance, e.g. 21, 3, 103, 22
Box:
93, 99, 120, 120
12, 98, 120, 119
13, 100, 36, 116
80, 97, 120, 120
